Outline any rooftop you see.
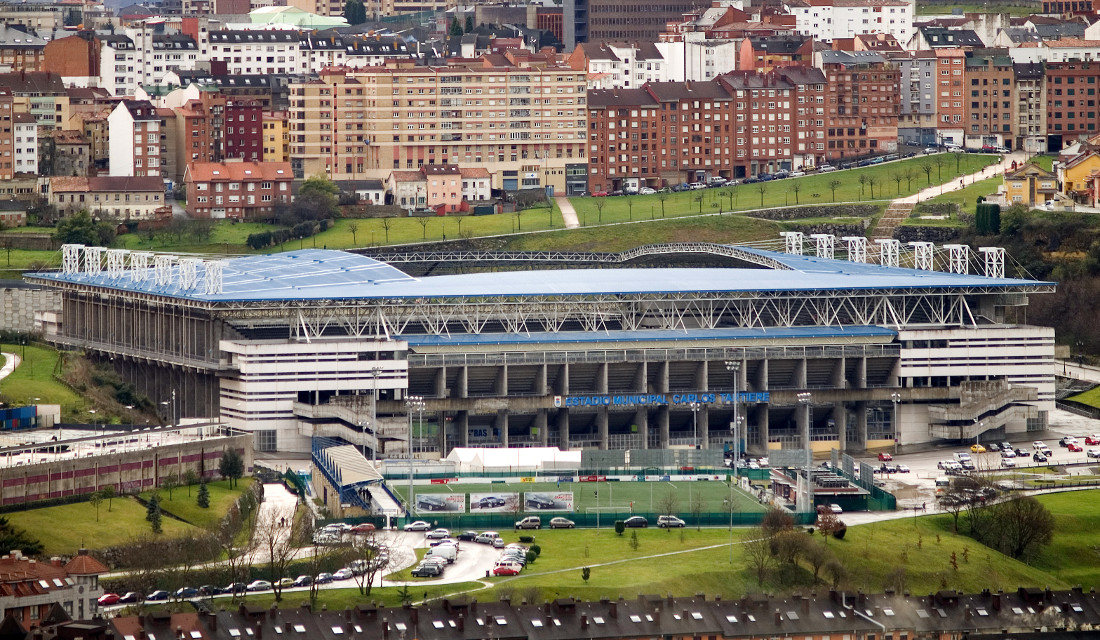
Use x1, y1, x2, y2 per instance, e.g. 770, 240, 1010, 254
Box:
28, 247, 1052, 304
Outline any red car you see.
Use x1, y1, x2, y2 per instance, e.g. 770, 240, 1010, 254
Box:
1086, 435, 1100, 446
1068, 443, 1084, 452
492, 564, 522, 576
877, 452, 893, 461
591, 191, 609, 197
351, 523, 376, 533
97, 593, 121, 606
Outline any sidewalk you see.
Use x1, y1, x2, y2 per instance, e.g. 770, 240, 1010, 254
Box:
894, 151, 1025, 204
0, 352, 19, 384
554, 196, 580, 229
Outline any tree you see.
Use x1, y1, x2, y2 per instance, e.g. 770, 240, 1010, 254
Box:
991, 496, 1054, 561
815, 509, 843, 542
54, 211, 114, 246
933, 155, 946, 182
921, 162, 933, 185
90, 490, 103, 522
657, 192, 669, 217
757, 183, 767, 206
689, 493, 706, 530
938, 475, 981, 534
581, 566, 590, 583
724, 187, 736, 210
465, 15, 474, 32
789, 181, 801, 205
219, 448, 244, 489
804, 539, 834, 584
147, 494, 163, 534
657, 490, 679, 531
101, 485, 116, 512
346, 531, 392, 596
183, 469, 199, 496
347, 221, 360, 246
761, 506, 795, 537
450, 17, 462, 36
381, 218, 391, 242
858, 175, 868, 199
594, 199, 606, 222
903, 169, 914, 191
743, 528, 775, 585
614, 520, 625, 536
828, 179, 842, 202
257, 507, 298, 601
892, 172, 903, 194
343, 0, 366, 24
694, 193, 704, 212
626, 196, 634, 220
285, 175, 340, 225
0, 517, 42, 556
197, 478, 210, 509
162, 474, 178, 501
417, 216, 430, 240
867, 176, 878, 199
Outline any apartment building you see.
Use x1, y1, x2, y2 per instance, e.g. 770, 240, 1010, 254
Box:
891, 49, 937, 145
107, 100, 161, 178
788, 0, 914, 44
567, 42, 668, 90
183, 160, 293, 219
964, 50, 1015, 149
99, 29, 200, 97
224, 99, 263, 162
934, 47, 966, 145
737, 35, 816, 72
817, 50, 899, 159
43, 32, 100, 88
1045, 60, 1100, 146
205, 30, 304, 76
39, 129, 90, 178
288, 52, 587, 194
47, 176, 169, 220
563, 0, 713, 49
0, 88, 13, 181
0, 70, 69, 130
1015, 61, 1046, 153
12, 111, 35, 175
172, 96, 226, 181
262, 110, 289, 162
0, 25, 45, 73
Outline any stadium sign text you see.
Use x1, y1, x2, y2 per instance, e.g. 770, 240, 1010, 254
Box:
562, 392, 769, 408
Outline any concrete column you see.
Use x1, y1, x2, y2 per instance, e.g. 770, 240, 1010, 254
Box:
536, 364, 548, 396
556, 363, 570, 394
754, 359, 768, 392
597, 409, 609, 450
496, 364, 508, 396
634, 361, 647, 392
697, 362, 709, 448
634, 408, 648, 449
795, 358, 808, 388
798, 401, 811, 449
456, 367, 468, 398
596, 363, 608, 394
437, 411, 448, 455
855, 356, 867, 389
433, 367, 446, 398
832, 357, 845, 389
455, 411, 469, 447
832, 404, 847, 453
556, 410, 570, 450
657, 361, 669, 393
887, 359, 900, 388
856, 401, 869, 449
754, 404, 769, 454
535, 409, 549, 446
657, 405, 670, 448
496, 410, 509, 447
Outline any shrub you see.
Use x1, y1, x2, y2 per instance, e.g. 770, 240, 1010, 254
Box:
518, 535, 534, 543
833, 524, 847, 540
530, 544, 541, 556
525, 550, 537, 564
614, 520, 625, 536
975, 202, 1001, 234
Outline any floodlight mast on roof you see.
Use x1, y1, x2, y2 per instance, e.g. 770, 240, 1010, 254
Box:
106, 249, 128, 280
154, 255, 176, 287
130, 252, 153, 282
810, 234, 835, 259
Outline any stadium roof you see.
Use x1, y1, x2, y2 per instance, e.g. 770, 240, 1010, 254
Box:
28, 248, 1052, 303
403, 326, 895, 347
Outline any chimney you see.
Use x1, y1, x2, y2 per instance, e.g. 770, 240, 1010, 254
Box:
992, 594, 1001, 611
608, 601, 617, 619
964, 605, 971, 620
382, 620, 389, 640
410, 608, 419, 628
139, 632, 147, 640
254, 622, 262, 640
269, 605, 278, 619
456, 615, 464, 632
774, 609, 782, 625
681, 610, 688, 621
801, 597, 809, 615
345, 608, 352, 621
209, 614, 217, 631
580, 615, 588, 630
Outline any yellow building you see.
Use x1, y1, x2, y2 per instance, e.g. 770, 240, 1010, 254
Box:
262, 111, 289, 162
1003, 162, 1058, 207
288, 51, 588, 195
1059, 149, 1100, 205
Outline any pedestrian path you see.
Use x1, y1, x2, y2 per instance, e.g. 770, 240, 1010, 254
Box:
555, 196, 580, 229
0, 352, 19, 384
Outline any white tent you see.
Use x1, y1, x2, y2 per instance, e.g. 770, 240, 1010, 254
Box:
443, 447, 581, 474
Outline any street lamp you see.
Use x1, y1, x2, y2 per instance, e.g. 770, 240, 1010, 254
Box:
891, 392, 901, 455
797, 392, 812, 448
405, 395, 425, 519
689, 402, 701, 449
724, 360, 741, 472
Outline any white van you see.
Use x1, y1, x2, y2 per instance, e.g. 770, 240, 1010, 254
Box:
426, 544, 458, 564
935, 477, 951, 489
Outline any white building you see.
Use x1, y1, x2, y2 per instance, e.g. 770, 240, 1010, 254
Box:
657, 36, 741, 82
1008, 39, 1100, 64
98, 26, 200, 96
459, 167, 491, 202
13, 112, 36, 175
205, 30, 305, 76
571, 42, 668, 89
787, 0, 914, 44
107, 100, 161, 178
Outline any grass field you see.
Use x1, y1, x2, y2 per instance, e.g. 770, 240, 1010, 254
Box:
1065, 385, 1100, 408
0, 343, 84, 413
6, 495, 199, 555
396, 479, 766, 516
137, 478, 253, 528
914, 3, 1038, 16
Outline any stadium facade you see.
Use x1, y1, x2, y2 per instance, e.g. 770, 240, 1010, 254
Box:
25, 238, 1056, 457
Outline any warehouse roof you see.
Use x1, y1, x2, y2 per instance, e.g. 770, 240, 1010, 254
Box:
27, 248, 1050, 303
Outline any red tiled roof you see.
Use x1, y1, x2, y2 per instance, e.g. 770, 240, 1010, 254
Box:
459, 167, 491, 179
63, 551, 108, 575
185, 161, 292, 182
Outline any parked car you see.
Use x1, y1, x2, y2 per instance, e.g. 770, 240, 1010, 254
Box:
549, 517, 575, 529
175, 587, 199, 599
492, 563, 522, 576
923, 148, 937, 154
1015, 448, 1030, 457
223, 583, 247, 596
877, 452, 893, 461
333, 569, 354, 580
404, 520, 431, 532
293, 575, 313, 588
475, 531, 501, 544
411, 563, 443, 578
986, 443, 1000, 452
117, 592, 142, 604
98, 593, 121, 606
457, 530, 480, 541
591, 191, 608, 197
970, 444, 986, 453
1088, 448, 1100, 458
895, 464, 910, 473
623, 516, 648, 528
828, 504, 843, 514
515, 516, 542, 530
1001, 441, 1013, 451
314, 573, 334, 584
275, 578, 295, 588
198, 585, 224, 596
1060, 436, 1078, 447
639, 187, 657, 195
788, 170, 805, 177
1001, 449, 1016, 458
145, 590, 169, 602
1068, 443, 1083, 452
1086, 435, 1100, 446
426, 528, 451, 539
1033, 451, 1048, 462
1001, 458, 1016, 468
657, 515, 686, 528
818, 165, 837, 172
246, 580, 272, 592
351, 523, 376, 533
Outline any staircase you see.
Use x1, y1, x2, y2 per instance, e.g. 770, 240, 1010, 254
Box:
871, 201, 915, 241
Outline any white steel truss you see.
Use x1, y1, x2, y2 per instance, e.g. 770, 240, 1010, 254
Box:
106, 249, 128, 280
154, 255, 176, 287
204, 261, 225, 295
177, 258, 200, 291
944, 244, 969, 275
130, 252, 153, 281
979, 247, 1005, 278
780, 232, 804, 255
875, 239, 900, 268
810, 234, 835, 259
62, 244, 83, 275
842, 236, 867, 263
84, 247, 103, 276
908, 242, 934, 271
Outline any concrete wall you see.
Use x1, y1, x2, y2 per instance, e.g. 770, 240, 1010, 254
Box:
0, 432, 253, 506
1, 287, 61, 333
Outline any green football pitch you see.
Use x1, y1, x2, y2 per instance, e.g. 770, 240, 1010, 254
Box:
391, 479, 767, 515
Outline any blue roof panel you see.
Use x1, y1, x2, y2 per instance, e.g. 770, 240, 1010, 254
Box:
28, 248, 1051, 302
402, 326, 897, 347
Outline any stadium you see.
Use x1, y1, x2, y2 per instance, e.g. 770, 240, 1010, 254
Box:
24, 236, 1056, 459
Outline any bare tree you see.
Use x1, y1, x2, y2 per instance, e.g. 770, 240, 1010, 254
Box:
903, 169, 914, 191
789, 181, 801, 205
858, 175, 868, 199
417, 216, 430, 240
658, 192, 669, 217
348, 221, 359, 245
743, 528, 774, 585
345, 530, 393, 596
162, 474, 178, 501
693, 193, 704, 212
256, 507, 299, 601
657, 489, 679, 527
593, 200, 606, 222
90, 490, 103, 522
933, 155, 946, 182
381, 218, 392, 242
724, 187, 736, 210
867, 176, 879, 199
626, 196, 634, 220
921, 163, 933, 185
804, 539, 834, 584
828, 179, 842, 202
891, 172, 903, 194
757, 183, 767, 207
689, 493, 706, 530
815, 509, 844, 543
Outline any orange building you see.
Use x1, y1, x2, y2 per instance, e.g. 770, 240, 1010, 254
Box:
935, 48, 966, 145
